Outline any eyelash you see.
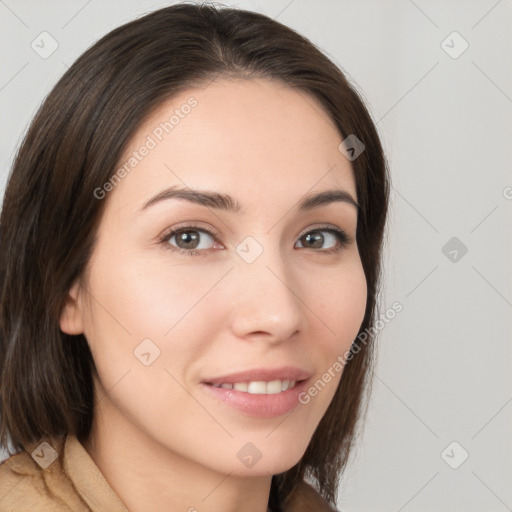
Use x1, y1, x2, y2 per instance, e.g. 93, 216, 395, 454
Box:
157, 223, 353, 257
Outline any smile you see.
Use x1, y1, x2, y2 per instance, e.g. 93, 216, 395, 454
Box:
208, 379, 297, 394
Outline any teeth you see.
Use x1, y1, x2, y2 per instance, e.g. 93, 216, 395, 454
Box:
213, 379, 296, 394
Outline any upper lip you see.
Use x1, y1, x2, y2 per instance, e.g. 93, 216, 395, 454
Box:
202, 366, 312, 385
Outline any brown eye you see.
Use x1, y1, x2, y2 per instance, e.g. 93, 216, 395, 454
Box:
295, 228, 350, 253
159, 226, 218, 254
173, 230, 201, 249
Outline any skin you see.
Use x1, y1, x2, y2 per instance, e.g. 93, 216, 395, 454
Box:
60, 77, 367, 512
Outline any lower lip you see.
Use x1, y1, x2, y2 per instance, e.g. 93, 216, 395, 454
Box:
200, 379, 310, 418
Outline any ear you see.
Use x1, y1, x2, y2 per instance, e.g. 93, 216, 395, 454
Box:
60, 279, 85, 335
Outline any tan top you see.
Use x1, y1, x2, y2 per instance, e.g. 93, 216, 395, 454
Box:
0, 435, 336, 511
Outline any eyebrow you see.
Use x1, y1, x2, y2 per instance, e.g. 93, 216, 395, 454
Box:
139, 186, 359, 214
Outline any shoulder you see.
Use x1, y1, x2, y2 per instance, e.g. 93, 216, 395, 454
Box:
0, 438, 88, 512
283, 480, 339, 512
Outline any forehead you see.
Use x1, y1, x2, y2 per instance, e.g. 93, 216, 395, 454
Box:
108, 77, 356, 215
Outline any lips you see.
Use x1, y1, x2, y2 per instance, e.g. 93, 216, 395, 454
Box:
202, 366, 312, 386
200, 376, 311, 418
200, 366, 314, 418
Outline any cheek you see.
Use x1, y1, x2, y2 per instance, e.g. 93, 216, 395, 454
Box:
80, 255, 219, 428
309, 259, 367, 348
303, 258, 367, 399
81, 252, 228, 382
86, 251, 222, 336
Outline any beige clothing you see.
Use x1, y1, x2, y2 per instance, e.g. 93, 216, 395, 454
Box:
0, 435, 336, 511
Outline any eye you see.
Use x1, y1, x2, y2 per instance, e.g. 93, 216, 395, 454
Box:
158, 224, 219, 256
295, 227, 351, 254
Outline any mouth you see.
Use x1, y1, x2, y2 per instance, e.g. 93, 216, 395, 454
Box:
203, 378, 305, 394
201, 365, 311, 388
200, 377, 311, 418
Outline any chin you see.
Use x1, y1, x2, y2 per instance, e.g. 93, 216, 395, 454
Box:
244, 449, 306, 477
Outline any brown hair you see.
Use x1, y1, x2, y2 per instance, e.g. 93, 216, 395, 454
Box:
0, 2, 389, 509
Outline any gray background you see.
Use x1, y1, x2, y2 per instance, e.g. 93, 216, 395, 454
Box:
1, 1, 511, 511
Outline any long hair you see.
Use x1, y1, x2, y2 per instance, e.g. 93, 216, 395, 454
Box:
0, 3, 389, 510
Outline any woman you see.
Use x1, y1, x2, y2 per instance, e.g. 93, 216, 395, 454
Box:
0, 3, 389, 511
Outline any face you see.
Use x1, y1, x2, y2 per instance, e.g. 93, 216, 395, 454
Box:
61, 77, 367, 476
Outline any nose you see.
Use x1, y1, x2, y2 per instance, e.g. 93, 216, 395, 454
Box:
228, 243, 304, 343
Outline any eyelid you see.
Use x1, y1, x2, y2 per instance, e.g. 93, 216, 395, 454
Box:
158, 221, 221, 244
297, 223, 353, 245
